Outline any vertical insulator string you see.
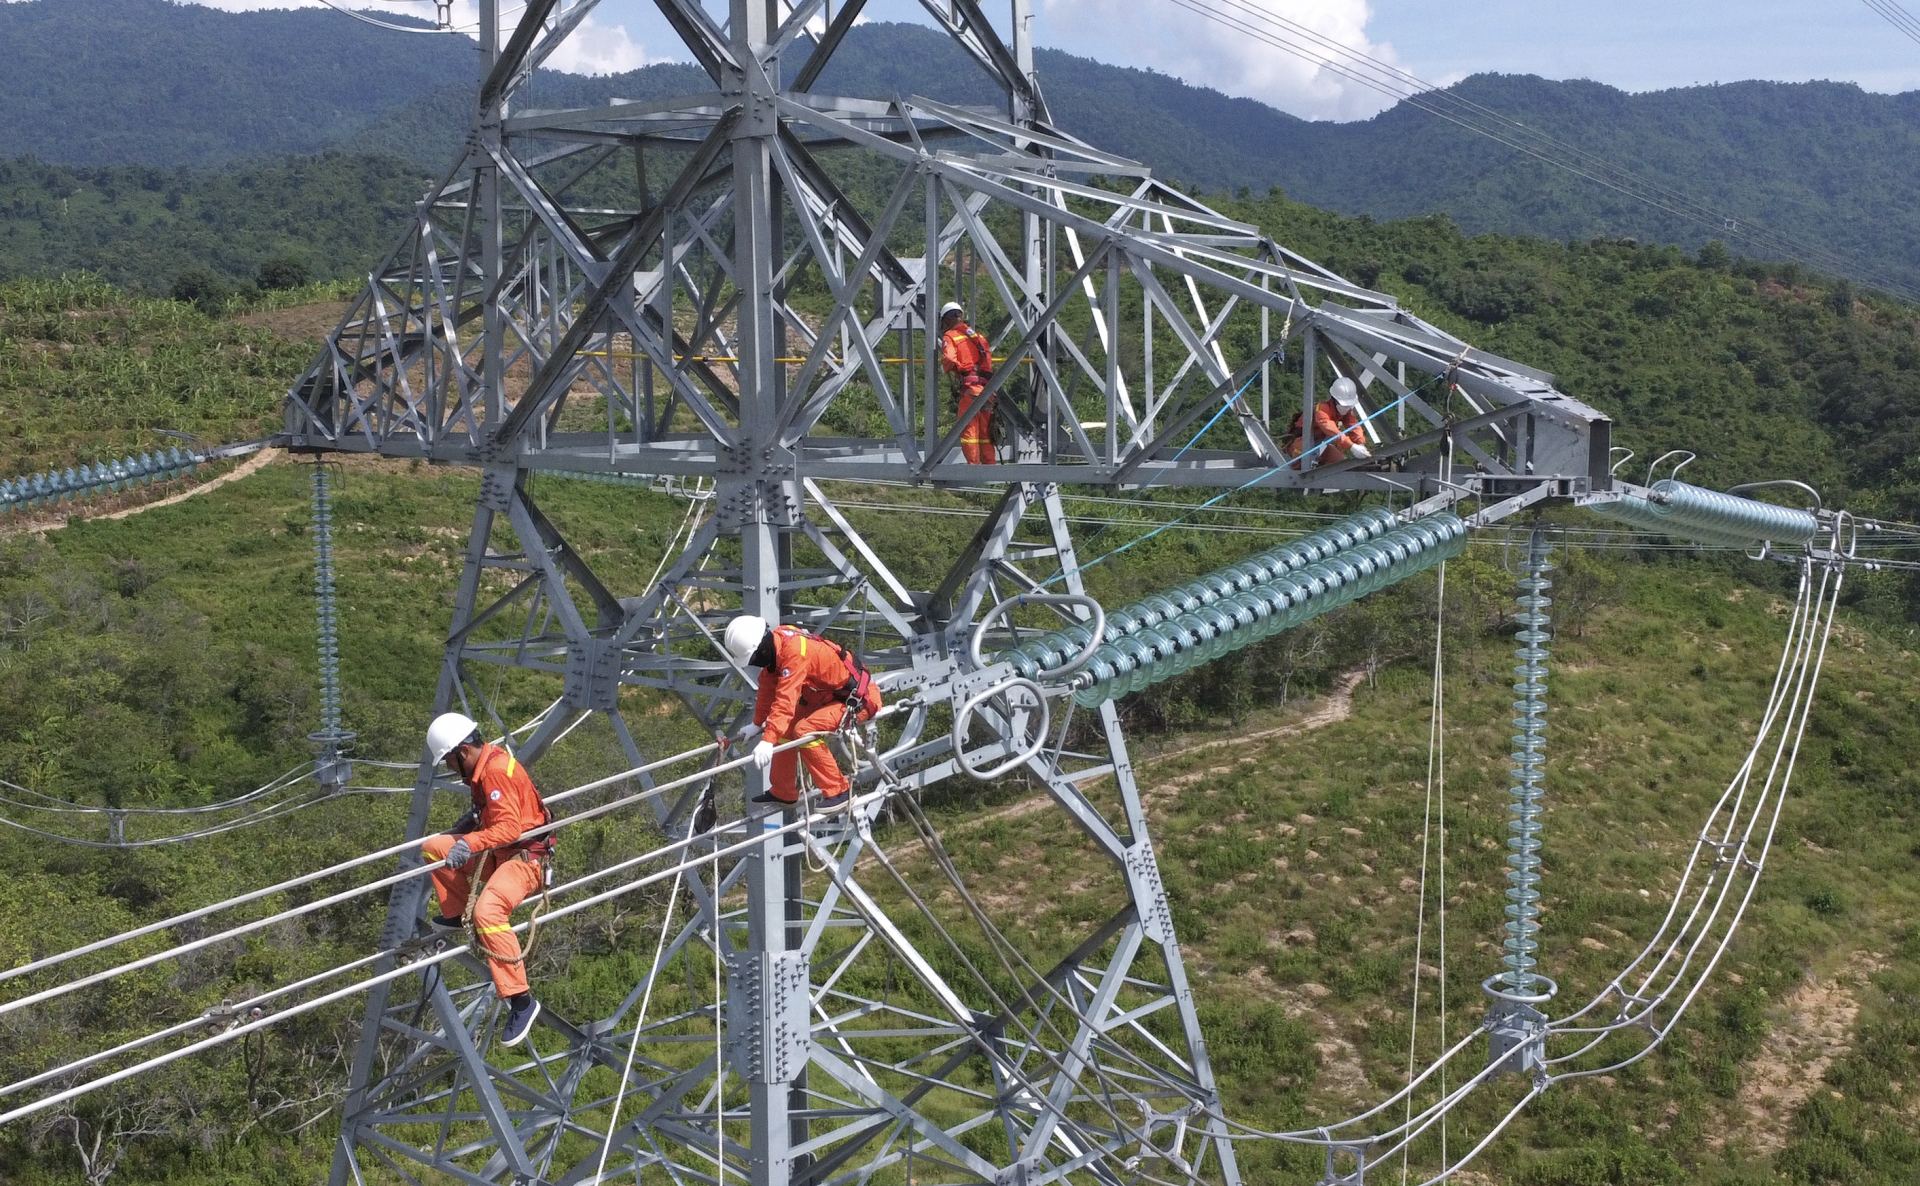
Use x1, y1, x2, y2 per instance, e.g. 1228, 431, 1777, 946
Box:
313, 465, 341, 739
309, 465, 353, 786
1501, 528, 1553, 994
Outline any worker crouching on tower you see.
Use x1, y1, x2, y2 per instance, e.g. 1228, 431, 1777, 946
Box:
723, 615, 881, 808
1283, 376, 1373, 467
939, 301, 996, 464
421, 712, 553, 1047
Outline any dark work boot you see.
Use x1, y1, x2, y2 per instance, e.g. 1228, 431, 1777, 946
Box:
500, 995, 541, 1047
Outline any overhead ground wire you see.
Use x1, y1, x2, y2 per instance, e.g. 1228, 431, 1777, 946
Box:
594, 864, 685, 1183
1861, 0, 1920, 48
1081, 367, 1268, 548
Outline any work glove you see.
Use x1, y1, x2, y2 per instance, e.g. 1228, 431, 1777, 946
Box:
452, 809, 479, 834
752, 739, 776, 771
734, 722, 762, 746
444, 838, 473, 870
1348, 442, 1372, 460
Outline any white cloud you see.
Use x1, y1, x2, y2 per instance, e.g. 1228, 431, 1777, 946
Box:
1035, 0, 1403, 122
176, 1, 661, 75
538, 13, 659, 73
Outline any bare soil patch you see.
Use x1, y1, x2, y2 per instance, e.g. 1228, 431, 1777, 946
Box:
235, 300, 351, 343
1727, 949, 1887, 1154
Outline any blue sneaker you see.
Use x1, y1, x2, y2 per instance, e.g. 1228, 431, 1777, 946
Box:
500, 996, 541, 1047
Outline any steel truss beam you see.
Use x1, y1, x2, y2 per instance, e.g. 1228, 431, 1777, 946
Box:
286, 3, 1610, 1184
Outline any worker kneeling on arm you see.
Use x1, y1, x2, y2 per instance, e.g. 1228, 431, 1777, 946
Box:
723, 615, 881, 808
420, 712, 554, 1047
1281, 376, 1372, 467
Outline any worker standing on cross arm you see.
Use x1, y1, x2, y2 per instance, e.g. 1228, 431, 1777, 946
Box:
938, 301, 997, 465
1282, 376, 1372, 467
420, 712, 553, 1047
723, 615, 881, 808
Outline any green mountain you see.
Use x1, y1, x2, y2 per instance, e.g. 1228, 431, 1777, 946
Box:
4, 4, 1920, 293
0, 0, 474, 168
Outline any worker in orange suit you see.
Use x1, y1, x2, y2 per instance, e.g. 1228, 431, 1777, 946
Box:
938, 301, 996, 464
421, 711, 553, 1047
1282, 376, 1373, 467
723, 615, 880, 808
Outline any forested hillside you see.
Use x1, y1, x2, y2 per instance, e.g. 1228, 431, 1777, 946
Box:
4, 3, 1919, 291
0, 0, 471, 167
0, 154, 430, 295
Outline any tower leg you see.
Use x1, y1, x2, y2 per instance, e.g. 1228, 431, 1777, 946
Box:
329, 493, 500, 1186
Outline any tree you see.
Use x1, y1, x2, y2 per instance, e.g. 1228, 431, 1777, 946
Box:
254, 254, 310, 290
34, 1097, 176, 1186
169, 267, 226, 309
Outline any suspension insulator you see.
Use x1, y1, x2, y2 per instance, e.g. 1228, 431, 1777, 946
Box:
1649, 479, 1817, 545
1501, 529, 1554, 995
0, 446, 208, 515
1589, 481, 1818, 547
993, 506, 1435, 698
312, 466, 343, 740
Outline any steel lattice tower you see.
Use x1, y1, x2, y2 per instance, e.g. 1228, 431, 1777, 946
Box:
284, 3, 1609, 1183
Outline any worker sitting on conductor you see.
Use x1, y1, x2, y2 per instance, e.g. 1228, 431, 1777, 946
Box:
938, 301, 996, 465
1282, 376, 1373, 467
421, 712, 554, 1047
723, 614, 882, 809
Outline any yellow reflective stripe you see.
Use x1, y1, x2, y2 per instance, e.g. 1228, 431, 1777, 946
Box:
798, 737, 828, 748
797, 635, 807, 656
504, 755, 517, 779
476, 924, 515, 935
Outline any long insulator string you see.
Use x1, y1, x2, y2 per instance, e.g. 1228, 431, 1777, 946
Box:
1001, 506, 1468, 706
309, 465, 353, 785
0, 448, 202, 515
1501, 529, 1553, 994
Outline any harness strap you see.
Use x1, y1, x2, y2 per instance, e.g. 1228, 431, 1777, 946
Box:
460, 848, 553, 968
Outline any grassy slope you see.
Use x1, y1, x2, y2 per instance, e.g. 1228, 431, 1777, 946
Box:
9, 460, 1914, 1184
2, 233, 1919, 1178
881, 557, 1920, 1183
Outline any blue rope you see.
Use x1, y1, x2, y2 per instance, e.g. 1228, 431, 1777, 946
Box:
1048, 386, 1422, 587
1082, 365, 1267, 548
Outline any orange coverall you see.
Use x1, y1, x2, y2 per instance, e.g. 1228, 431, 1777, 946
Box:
940, 321, 996, 465
421, 744, 550, 998
1284, 398, 1366, 466
753, 625, 856, 802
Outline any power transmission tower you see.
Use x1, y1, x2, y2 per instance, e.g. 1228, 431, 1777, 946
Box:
284, 2, 1608, 1183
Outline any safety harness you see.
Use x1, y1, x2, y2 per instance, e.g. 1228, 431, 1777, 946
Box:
461, 846, 552, 968
458, 751, 556, 967
944, 325, 995, 410
782, 627, 882, 722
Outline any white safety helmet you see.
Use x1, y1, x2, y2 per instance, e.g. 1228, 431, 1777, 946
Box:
427, 711, 480, 764
723, 614, 771, 666
938, 301, 964, 321
1328, 376, 1361, 410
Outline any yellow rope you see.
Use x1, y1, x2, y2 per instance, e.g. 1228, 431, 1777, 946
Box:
460, 849, 552, 967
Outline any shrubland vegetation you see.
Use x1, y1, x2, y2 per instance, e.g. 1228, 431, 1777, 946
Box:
1, 173, 1919, 1183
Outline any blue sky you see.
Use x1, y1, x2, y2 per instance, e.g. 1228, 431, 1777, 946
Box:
192, 1, 1920, 121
